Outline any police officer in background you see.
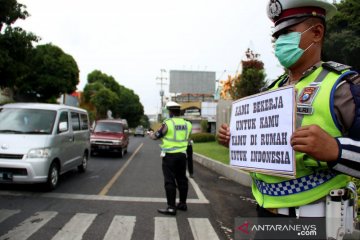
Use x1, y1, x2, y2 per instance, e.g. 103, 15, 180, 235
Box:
186, 138, 194, 178
218, 0, 359, 238
150, 101, 192, 215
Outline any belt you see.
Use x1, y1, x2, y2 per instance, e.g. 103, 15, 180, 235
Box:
266, 201, 326, 217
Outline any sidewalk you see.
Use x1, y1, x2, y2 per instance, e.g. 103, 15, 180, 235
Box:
193, 152, 251, 187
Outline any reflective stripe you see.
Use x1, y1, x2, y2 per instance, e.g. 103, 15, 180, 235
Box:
164, 119, 188, 142
254, 170, 336, 196
296, 68, 330, 129
161, 146, 184, 151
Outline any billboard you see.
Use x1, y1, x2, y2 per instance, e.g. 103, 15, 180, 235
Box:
169, 70, 216, 94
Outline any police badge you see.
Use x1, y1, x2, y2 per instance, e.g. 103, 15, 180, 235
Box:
297, 85, 320, 115
268, 0, 282, 20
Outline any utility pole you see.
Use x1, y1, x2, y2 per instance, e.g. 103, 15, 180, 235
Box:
156, 69, 167, 113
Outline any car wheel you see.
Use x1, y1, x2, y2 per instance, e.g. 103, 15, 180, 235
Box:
45, 162, 59, 191
78, 152, 88, 173
119, 148, 123, 158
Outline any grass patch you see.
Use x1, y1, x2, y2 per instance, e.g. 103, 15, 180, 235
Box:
193, 141, 230, 165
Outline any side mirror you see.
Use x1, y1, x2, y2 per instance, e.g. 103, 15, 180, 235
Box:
59, 122, 68, 132
124, 129, 129, 134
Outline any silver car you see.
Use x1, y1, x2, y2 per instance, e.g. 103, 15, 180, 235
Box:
0, 103, 90, 190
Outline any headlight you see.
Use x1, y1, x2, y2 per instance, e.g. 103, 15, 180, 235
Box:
113, 140, 122, 145
27, 148, 51, 158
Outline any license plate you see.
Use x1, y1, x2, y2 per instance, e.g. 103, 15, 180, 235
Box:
99, 146, 109, 150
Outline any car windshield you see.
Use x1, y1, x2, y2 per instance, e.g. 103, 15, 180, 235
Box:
0, 108, 56, 134
94, 122, 123, 133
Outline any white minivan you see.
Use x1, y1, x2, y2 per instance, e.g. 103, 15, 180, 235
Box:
0, 103, 91, 190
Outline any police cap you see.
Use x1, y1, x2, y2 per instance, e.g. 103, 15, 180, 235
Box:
165, 101, 181, 109
267, 0, 337, 37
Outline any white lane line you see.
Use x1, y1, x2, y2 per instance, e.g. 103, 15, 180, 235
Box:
188, 218, 219, 240
51, 213, 96, 240
103, 215, 136, 240
0, 191, 209, 204
99, 143, 144, 196
0, 209, 20, 223
0, 211, 57, 240
154, 217, 180, 240
188, 174, 209, 203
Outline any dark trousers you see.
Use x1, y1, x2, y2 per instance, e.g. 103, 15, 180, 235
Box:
186, 144, 193, 175
162, 152, 188, 207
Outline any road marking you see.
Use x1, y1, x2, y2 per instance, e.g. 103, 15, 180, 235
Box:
188, 218, 219, 240
51, 213, 96, 240
103, 215, 135, 240
154, 217, 180, 240
99, 143, 144, 196
0, 191, 209, 204
0, 210, 221, 240
0, 211, 57, 240
0, 209, 20, 223
188, 174, 209, 203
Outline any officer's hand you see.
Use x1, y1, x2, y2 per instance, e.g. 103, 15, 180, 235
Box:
290, 125, 338, 162
218, 123, 230, 148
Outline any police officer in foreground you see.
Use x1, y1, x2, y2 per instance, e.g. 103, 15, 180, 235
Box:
150, 101, 192, 215
218, 0, 359, 238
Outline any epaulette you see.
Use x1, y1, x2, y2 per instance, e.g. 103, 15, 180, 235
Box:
322, 61, 352, 74
266, 73, 287, 90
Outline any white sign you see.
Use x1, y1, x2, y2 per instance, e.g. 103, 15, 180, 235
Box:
229, 86, 296, 178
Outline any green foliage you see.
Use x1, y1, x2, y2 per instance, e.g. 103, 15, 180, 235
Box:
0, 0, 29, 32
139, 114, 150, 129
0, 26, 38, 88
17, 43, 79, 102
233, 48, 267, 100
83, 70, 144, 127
190, 133, 216, 143
200, 120, 208, 133
323, 0, 360, 70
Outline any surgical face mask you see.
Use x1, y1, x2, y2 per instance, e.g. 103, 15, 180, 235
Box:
274, 26, 315, 68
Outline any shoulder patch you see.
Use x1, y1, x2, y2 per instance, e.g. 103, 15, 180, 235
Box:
322, 61, 352, 74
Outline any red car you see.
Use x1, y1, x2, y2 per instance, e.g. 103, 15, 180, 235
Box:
90, 119, 129, 157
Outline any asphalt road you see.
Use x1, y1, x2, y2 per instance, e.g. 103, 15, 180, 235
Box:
0, 136, 256, 240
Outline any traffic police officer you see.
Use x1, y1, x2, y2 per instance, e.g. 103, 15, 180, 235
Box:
150, 101, 192, 215
218, 0, 359, 238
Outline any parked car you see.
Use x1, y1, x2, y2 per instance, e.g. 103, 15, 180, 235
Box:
0, 103, 91, 190
90, 119, 129, 157
134, 125, 145, 137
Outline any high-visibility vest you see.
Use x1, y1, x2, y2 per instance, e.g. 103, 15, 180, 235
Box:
252, 66, 352, 208
161, 118, 192, 153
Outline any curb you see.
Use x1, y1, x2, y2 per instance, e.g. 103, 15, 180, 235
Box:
193, 153, 252, 187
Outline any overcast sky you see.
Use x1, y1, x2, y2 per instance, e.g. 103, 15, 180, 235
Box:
17, 0, 284, 114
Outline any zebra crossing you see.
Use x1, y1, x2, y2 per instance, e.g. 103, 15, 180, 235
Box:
0, 209, 220, 240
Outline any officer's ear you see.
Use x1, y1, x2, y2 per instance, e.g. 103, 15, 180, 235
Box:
312, 23, 325, 44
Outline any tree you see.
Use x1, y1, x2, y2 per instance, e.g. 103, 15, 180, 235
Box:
237, 49, 266, 98
0, 0, 29, 32
0, 27, 38, 89
323, 0, 360, 70
17, 44, 79, 102
0, 0, 38, 91
83, 70, 144, 127
220, 48, 266, 100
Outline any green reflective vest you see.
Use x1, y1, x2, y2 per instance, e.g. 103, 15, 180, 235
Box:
161, 118, 192, 153
252, 66, 350, 208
